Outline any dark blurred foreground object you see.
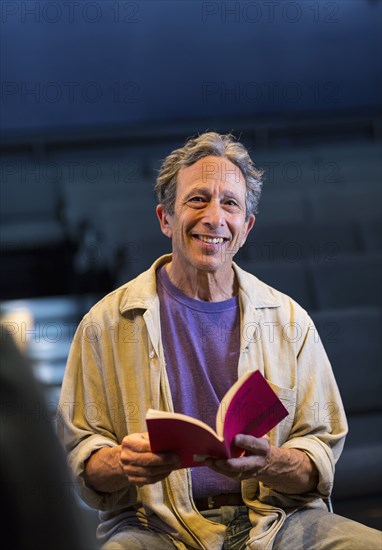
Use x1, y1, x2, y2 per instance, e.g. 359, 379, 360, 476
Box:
0, 324, 93, 550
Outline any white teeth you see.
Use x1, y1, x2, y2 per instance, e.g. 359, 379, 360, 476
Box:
198, 235, 224, 244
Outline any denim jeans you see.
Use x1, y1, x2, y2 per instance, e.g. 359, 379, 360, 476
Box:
101, 506, 251, 550
101, 506, 382, 550
200, 506, 251, 550
202, 506, 382, 550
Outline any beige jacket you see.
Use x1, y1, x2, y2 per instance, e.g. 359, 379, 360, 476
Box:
58, 255, 347, 549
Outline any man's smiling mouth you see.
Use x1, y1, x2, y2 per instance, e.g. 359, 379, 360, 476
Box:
194, 235, 228, 244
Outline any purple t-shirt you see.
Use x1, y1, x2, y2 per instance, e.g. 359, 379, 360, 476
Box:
157, 266, 241, 498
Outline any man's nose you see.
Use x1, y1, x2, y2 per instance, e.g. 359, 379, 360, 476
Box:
203, 200, 223, 227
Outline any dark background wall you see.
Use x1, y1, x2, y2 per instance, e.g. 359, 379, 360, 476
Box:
1, 0, 381, 135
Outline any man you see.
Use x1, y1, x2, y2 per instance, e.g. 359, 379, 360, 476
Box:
58, 132, 381, 549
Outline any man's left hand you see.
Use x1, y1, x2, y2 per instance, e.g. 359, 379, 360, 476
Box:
204, 434, 271, 480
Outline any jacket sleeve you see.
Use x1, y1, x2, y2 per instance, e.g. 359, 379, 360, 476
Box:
281, 314, 348, 498
57, 314, 136, 510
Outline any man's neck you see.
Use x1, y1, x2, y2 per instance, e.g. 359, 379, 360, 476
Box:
165, 261, 238, 302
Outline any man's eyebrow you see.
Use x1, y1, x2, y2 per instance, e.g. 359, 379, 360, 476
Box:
183, 186, 211, 198
183, 186, 243, 202
222, 191, 242, 202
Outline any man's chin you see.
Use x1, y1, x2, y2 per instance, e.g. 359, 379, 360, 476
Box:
192, 257, 233, 274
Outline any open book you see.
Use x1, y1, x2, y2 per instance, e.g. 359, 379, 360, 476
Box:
146, 370, 289, 469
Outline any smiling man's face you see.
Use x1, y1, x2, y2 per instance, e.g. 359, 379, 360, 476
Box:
157, 156, 255, 277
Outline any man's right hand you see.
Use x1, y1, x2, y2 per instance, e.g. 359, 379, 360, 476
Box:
85, 432, 179, 493
120, 432, 180, 487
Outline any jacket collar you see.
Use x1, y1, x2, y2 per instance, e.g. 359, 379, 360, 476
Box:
119, 255, 171, 314
233, 262, 281, 309
119, 254, 280, 314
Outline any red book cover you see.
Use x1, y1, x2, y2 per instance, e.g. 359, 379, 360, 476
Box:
146, 370, 289, 468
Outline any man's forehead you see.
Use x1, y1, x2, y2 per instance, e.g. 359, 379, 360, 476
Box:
179, 156, 244, 185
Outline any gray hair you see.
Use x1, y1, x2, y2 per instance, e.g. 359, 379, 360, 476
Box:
154, 132, 263, 220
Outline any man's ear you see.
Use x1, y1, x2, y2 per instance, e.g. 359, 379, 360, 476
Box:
156, 204, 173, 238
240, 215, 255, 247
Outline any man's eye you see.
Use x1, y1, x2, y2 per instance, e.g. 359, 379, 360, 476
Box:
225, 200, 238, 207
189, 197, 205, 203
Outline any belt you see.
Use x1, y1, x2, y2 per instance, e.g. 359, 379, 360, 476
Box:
193, 493, 244, 511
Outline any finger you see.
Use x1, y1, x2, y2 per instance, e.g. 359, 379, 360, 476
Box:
205, 454, 267, 479
234, 434, 270, 457
126, 470, 173, 487
121, 438, 179, 465
120, 449, 179, 468
121, 434, 179, 467
122, 462, 178, 487
121, 433, 151, 453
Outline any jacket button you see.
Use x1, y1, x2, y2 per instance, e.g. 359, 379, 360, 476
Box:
149, 350, 155, 359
